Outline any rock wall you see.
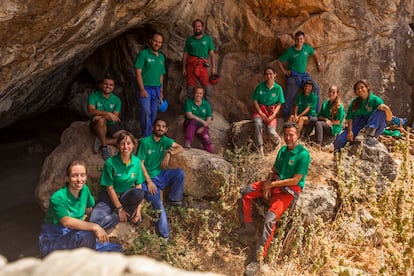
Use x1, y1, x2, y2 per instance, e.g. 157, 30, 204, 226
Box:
1, 0, 414, 129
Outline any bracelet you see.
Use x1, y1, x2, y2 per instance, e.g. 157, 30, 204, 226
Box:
116, 206, 123, 211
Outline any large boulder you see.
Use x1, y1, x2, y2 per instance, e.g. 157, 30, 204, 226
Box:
337, 140, 398, 195
0, 248, 222, 276
166, 112, 231, 156
35, 121, 107, 211
229, 119, 284, 152
35, 121, 235, 209
170, 148, 235, 200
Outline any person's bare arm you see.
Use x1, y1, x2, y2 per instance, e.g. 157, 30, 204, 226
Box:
135, 68, 147, 98
209, 50, 216, 75
141, 160, 157, 195
313, 52, 323, 72
106, 186, 128, 222
87, 105, 120, 122
263, 174, 302, 189
60, 216, 109, 243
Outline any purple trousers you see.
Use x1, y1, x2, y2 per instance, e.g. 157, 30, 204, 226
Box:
184, 119, 213, 153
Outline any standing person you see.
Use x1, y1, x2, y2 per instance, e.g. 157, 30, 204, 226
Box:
39, 160, 122, 257
88, 76, 125, 160
182, 19, 216, 102
333, 79, 392, 152
135, 32, 166, 137
314, 85, 346, 146
89, 132, 146, 230
289, 80, 318, 138
184, 86, 213, 153
276, 31, 323, 120
137, 119, 185, 238
251, 67, 285, 155
235, 122, 311, 260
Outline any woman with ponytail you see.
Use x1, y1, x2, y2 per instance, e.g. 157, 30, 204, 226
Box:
333, 80, 392, 153
314, 85, 345, 146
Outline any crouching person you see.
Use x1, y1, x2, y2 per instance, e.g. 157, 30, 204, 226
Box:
235, 122, 310, 259
39, 160, 122, 257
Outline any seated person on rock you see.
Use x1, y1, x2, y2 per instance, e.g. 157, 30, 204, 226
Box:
333, 79, 392, 153
288, 80, 318, 139
235, 122, 310, 260
313, 85, 345, 146
183, 86, 213, 153
88, 76, 126, 160
89, 132, 145, 229
137, 118, 185, 239
39, 160, 122, 257
251, 67, 285, 155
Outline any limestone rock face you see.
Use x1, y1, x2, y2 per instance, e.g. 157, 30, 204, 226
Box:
1, 0, 414, 129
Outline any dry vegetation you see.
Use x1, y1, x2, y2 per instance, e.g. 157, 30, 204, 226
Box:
124, 135, 414, 276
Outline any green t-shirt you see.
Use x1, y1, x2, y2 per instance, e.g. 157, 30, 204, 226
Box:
278, 44, 315, 73
183, 34, 215, 58
87, 91, 122, 125
44, 185, 95, 225
100, 154, 144, 193
318, 100, 346, 136
184, 98, 212, 121
137, 135, 174, 178
134, 48, 166, 86
273, 144, 310, 189
251, 82, 285, 106
295, 92, 318, 117
346, 93, 384, 120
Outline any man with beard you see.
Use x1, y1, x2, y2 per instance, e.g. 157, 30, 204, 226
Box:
88, 76, 125, 160
135, 32, 166, 137
182, 19, 216, 102
236, 122, 310, 260
137, 119, 185, 238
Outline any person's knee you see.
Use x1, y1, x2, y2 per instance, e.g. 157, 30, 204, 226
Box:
240, 184, 255, 196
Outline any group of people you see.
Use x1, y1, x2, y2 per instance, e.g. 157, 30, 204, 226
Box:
39, 18, 219, 257
40, 23, 393, 262
242, 30, 393, 260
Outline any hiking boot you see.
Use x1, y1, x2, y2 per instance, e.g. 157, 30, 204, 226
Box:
355, 127, 376, 142
235, 223, 255, 235
94, 136, 102, 153
101, 146, 111, 160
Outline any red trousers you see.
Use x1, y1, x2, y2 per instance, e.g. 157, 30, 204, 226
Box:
241, 181, 301, 258
186, 56, 210, 87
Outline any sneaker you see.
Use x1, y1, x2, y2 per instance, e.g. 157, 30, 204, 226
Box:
235, 223, 255, 235
166, 199, 188, 208
184, 143, 191, 149
354, 129, 368, 142
101, 146, 111, 160
94, 137, 102, 153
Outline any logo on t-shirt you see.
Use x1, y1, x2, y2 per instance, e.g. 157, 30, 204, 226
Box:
289, 159, 295, 165
109, 104, 115, 109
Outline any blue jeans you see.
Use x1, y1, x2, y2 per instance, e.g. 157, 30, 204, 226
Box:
39, 223, 122, 257
334, 109, 387, 151
89, 188, 145, 230
143, 169, 185, 238
138, 85, 161, 137
282, 72, 321, 119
